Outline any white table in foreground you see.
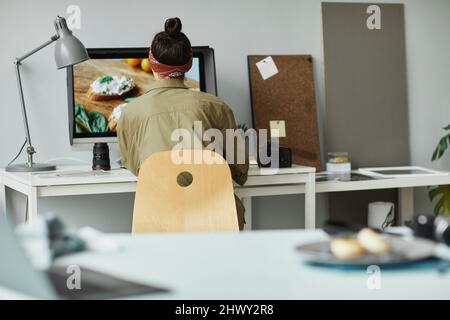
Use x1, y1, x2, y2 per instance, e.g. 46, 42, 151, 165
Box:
0, 164, 317, 229
8, 230, 447, 299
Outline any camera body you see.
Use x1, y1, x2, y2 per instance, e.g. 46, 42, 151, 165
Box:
257, 142, 292, 168
411, 214, 450, 246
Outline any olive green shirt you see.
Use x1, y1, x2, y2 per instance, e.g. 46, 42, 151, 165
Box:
117, 79, 248, 186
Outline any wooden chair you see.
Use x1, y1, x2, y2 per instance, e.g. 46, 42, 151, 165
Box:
132, 149, 239, 233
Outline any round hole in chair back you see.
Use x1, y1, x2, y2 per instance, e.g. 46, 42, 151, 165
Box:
177, 171, 193, 187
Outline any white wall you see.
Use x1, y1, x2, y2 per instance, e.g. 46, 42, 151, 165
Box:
1, 0, 449, 230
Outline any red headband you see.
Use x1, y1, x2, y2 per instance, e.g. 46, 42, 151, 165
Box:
149, 50, 193, 78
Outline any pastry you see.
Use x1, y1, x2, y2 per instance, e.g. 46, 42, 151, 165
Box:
357, 228, 390, 254
108, 103, 127, 132
330, 238, 365, 260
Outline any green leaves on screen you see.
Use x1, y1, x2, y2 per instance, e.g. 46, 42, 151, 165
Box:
75, 104, 108, 133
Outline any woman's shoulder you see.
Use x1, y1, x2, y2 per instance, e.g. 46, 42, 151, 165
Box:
191, 90, 229, 109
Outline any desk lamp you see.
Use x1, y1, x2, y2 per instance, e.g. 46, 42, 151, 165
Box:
6, 16, 89, 172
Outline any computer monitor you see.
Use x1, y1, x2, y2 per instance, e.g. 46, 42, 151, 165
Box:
67, 46, 217, 145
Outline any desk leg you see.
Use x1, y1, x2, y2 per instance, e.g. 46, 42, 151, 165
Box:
27, 187, 38, 223
242, 197, 252, 231
398, 187, 414, 225
305, 173, 316, 229
0, 182, 6, 216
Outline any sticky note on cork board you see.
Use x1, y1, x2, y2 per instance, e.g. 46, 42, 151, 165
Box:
270, 120, 286, 138
256, 56, 279, 80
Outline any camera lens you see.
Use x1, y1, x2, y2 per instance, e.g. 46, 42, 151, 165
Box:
434, 215, 450, 246
92, 143, 111, 171
411, 214, 435, 240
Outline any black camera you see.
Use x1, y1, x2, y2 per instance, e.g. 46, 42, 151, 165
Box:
257, 142, 292, 168
410, 214, 450, 246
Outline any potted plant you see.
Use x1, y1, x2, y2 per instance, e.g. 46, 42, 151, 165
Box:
430, 125, 450, 215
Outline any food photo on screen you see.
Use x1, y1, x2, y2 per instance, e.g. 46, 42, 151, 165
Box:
73, 57, 201, 134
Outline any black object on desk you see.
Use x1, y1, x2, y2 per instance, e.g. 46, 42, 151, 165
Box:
92, 143, 111, 171
323, 219, 404, 238
257, 142, 292, 168
410, 214, 450, 246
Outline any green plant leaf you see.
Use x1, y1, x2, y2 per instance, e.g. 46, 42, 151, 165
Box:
432, 146, 439, 161
429, 186, 439, 201
438, 140, 446, 159
432, 134, 450, 161
428, 185, 450, 216
429, 125, 450, 214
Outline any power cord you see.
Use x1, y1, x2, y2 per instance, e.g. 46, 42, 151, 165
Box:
44, 157, 90, 165
8, 139, 27, 166
8, 142, 91, 167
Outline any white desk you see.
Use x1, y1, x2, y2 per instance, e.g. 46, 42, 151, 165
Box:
2, 229, 450, 299
2, 165, 449, 230
234, 170, 450, 224
0, 165, 317, 229
315, 172, 450, 224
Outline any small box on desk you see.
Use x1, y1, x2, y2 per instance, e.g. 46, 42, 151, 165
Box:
326, 162, 351, 173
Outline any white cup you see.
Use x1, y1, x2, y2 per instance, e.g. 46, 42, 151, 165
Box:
368, 202, 395, 229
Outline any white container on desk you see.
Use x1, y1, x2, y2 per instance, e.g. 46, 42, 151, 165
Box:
326, 162, 351, 173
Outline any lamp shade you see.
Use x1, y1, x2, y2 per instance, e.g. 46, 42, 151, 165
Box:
54, 16, 89, 69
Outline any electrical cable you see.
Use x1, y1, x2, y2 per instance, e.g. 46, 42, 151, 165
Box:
7, 139, 27, 166
44, 157, 90, 165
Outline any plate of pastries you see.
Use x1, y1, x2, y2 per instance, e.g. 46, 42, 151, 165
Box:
296, 227, 435, 266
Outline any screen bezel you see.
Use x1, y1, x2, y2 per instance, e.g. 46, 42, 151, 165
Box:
67, 47, 206, 143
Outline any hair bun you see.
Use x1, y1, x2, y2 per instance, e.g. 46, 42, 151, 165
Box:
164, 17, 182, 34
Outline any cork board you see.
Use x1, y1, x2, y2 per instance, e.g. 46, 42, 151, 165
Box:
248, 55, 321, 170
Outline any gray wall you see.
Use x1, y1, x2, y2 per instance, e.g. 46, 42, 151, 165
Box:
323, 3, 410, 167
1, 0, 449, 231
322, 3, 409, 224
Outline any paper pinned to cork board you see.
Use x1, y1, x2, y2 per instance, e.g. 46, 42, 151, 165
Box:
256, 56, 279, 80
248, 55, 321, 170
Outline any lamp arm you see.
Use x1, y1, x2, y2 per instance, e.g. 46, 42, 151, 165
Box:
13, 35, 59, 167
15, 35, 59, 63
